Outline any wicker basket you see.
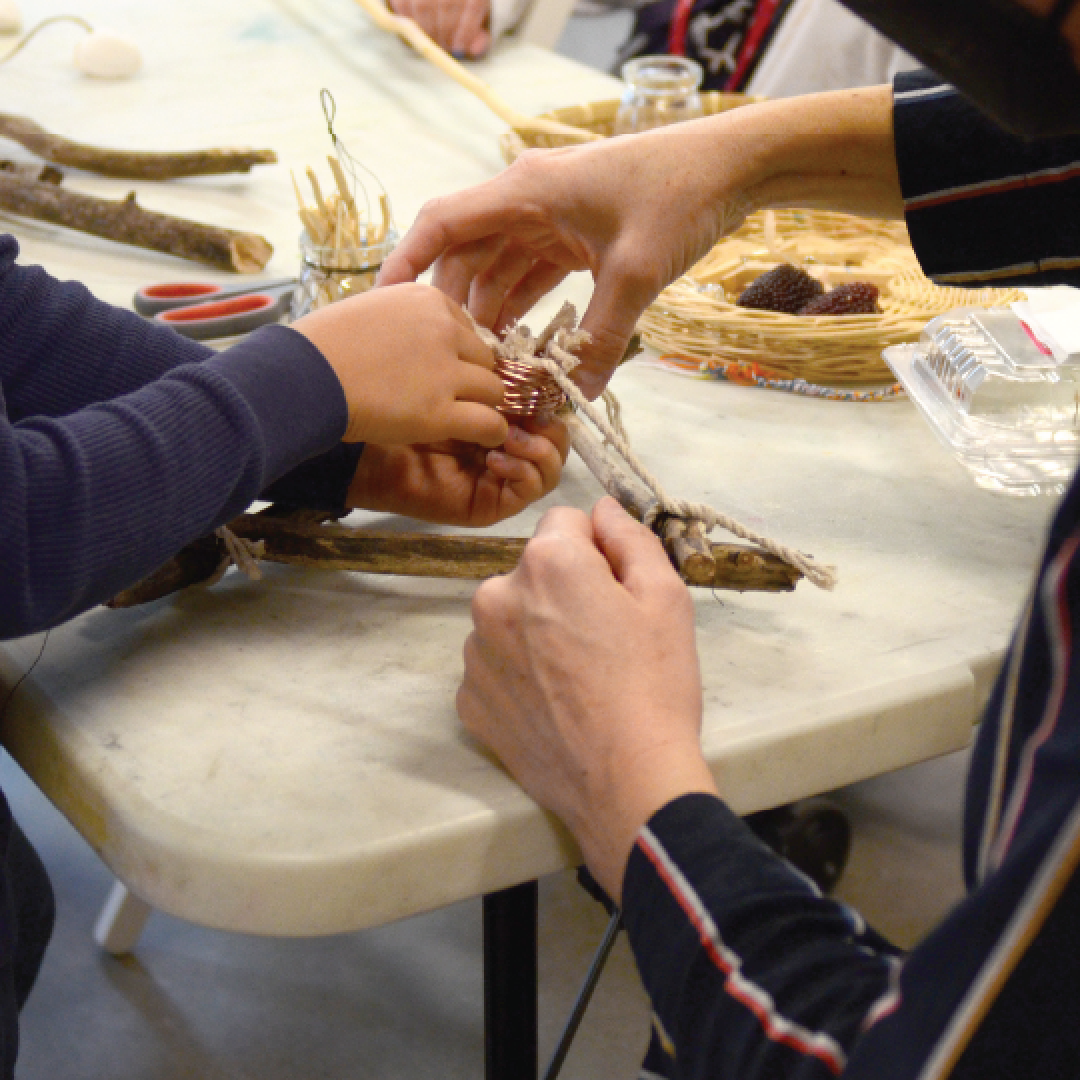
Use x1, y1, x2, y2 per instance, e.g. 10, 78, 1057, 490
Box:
639, 210, 1024, 385
499, 92, 759, 163
501, 102, 1024, 387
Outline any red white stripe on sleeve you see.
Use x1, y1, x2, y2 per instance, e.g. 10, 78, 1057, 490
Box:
638, 824, 849, 1076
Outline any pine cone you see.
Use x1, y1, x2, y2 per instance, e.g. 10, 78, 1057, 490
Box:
798, 283, 881, 316
736, 264, 825, 314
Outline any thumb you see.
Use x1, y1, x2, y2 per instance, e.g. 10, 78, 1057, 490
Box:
575, 269, 654, 400
590, 497, 675, 594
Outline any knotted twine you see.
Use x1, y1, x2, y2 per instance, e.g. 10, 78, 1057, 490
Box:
473, 304, 838, 591
205, 526, 264, 586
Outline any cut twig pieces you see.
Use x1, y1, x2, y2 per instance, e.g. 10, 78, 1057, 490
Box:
105, 511, 801, 609
0, 113, 277, 180
291, 157, 390, 253
0, 172, 273, 273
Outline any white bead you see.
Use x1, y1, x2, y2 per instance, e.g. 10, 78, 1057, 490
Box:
0, 0, 21, 35
73, 30, 142, 78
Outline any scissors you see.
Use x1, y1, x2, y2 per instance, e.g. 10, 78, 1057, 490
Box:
133, 278, 297, 341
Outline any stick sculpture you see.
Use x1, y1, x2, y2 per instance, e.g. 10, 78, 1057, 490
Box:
108, 307, 833, 609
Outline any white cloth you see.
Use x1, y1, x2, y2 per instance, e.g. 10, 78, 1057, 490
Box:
746, 0, 918, 98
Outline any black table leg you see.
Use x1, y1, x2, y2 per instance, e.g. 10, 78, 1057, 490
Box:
483, 880, 539, 1080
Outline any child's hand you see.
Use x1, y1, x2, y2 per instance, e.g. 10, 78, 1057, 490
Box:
346, 416, 568, 526
293, 283, 507, 447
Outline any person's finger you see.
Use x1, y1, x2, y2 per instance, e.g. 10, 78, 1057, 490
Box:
590, 496, 677, 594
500, 424, 563, 493
532, 504, 594, 543
467, 27, 490, 56
433, 0, 457, 50
469, 574, 516, 644
444, 401, 509, 447
575, 258, 660, 399
411, 0, 441, 43
444, 305, 496, 368
469, 243, 537, 328
486, 450, 532, 485
522, 416, 570, 464
493, 260, 571, 334
434, 237, 505, 307
377, 185, 552, 286
451, 0, 488, 55
454, 362, 504, 407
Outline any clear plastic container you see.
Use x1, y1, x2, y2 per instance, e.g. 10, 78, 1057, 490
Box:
614, 55, 704, 135
885, 308, 1080, 496
291, 228, 398, 320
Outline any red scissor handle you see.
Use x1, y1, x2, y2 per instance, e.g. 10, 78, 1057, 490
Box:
139, 283, 224, 301
159, 294, 274, 324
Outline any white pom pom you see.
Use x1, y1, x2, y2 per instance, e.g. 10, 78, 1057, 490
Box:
0, 0, 22, 35
73, 30, 141, 78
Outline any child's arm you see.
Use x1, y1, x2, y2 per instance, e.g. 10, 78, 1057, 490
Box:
0, 275, 507, 638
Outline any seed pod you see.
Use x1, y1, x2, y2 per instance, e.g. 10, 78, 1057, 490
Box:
736, 264, 824, 314
799, 283, 882, 316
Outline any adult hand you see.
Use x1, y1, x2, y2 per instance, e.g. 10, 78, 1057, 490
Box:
293, 282, 507, 447
458, 497, 718, 902
347, 416, 568, 525
379, 86, 902, 399
388, 0, 490, 56
380, 126, 746, 399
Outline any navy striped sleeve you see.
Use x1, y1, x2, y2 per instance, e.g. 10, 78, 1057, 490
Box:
622, 793, 899, 1079
892, 69, 1080, 287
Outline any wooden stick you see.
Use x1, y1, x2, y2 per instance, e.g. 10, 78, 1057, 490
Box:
376, 192, 390, 242
327, 155, 357, 217
306, 166, 331, 221
0, 173, 273, 273
106, 515, 801, 608
565, 412, 660, 523
661, 517, 717, 586
0, 113, 276, 180
349, 0, 601, 142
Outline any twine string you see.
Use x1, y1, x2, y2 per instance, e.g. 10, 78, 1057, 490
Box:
475, 305, 838, 590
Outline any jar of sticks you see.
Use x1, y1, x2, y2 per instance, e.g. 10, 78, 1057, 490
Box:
289, 157, 397, 320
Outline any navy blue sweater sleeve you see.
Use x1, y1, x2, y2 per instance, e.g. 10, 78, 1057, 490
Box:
623, 794, 900, 1079
892, 70, 1080, 288
0, 239, 353, 638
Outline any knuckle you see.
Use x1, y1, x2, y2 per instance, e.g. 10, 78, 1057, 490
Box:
471, 574, 509, 628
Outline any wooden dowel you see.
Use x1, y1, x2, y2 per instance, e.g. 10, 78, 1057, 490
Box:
106, 515, 800, 608
0, 113, 276, 179
349, 0, 601, 143
0, 173, 272, 273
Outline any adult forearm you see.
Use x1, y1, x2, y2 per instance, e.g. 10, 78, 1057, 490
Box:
700, 83, 904, 222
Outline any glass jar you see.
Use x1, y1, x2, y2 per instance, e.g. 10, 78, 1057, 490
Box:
614, 55, 705, 135
290, 227, 399, 320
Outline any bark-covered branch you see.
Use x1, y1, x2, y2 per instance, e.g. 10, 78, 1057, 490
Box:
0, 173, 272, 273
0, 113, 277, 180
106, 512, 802, 608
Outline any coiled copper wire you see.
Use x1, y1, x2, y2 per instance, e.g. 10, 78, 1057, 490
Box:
494, 354, 567, 420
